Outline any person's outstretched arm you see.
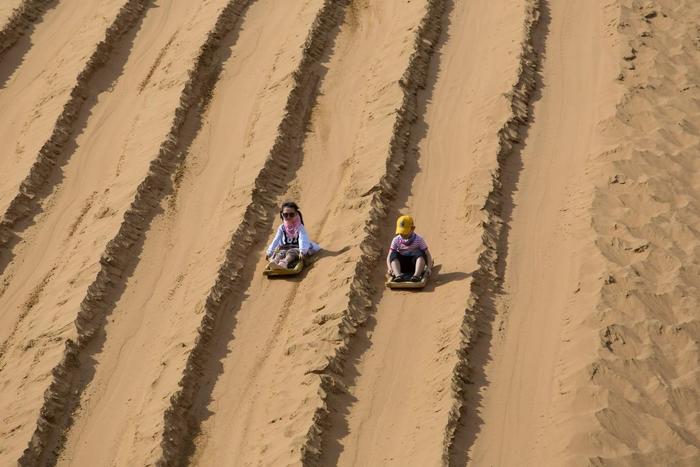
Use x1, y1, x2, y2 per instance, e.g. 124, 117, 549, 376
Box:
266, 226, 283, 258
298, 225, 311, 255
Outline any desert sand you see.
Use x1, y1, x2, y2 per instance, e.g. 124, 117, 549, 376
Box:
0, 0, 698, 466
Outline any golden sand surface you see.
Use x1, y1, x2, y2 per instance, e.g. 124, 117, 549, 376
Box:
0, 0, 698, 465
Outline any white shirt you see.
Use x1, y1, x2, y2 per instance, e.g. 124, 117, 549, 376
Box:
266, 224, 320, 256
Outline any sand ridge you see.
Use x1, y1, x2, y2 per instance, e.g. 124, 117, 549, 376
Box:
51, 0, 298, 463
0, 0, 135, 261
1, 1, 150, 464
0, 0, 698, 465
464, 0, 626, 464
1, 0, 236, 464
183, 1, 439, 464
318, 0, 539, 465
32, 1, 256, 463
159, 1, 350, 464
0, 0, 50, 56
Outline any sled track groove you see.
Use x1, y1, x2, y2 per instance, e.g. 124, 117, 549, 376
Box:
156, 1, 349, 465
17, 0, 256, 464
0, 0, 53, 58
301, 0, 447, 463
443, 0, 541, 463
0, 0, 147, 276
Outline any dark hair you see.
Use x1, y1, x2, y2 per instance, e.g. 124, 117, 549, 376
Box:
280, 201, 304, 224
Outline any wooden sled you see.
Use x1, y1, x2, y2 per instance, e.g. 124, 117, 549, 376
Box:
263, 246, 320, 277
385, 269, 431, 290
263, 258, 304, 277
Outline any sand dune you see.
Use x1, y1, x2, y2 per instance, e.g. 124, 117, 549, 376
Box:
1, 0, 230, 463
188, 1, 433, 464
465, 0, 624, 465
58, 1, 327, 465
563, 0, 700, 464
323, 0, 533, 465
0, 0, 128, 229
0, 0, 698, 466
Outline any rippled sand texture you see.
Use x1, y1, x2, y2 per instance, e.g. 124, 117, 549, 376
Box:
0, 0, 697, 466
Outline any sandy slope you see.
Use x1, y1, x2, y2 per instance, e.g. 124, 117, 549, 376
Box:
0, 0, 50, 58
55, 1, 324, 465
464, 1, 623, 465
559, 0, 700, 464
0, 0, 699, 465
0, 0, 229, 463
189, 1, 431, 465
322, 0, 530, 465
0, 0, 24, 30
0, 0, 125, 222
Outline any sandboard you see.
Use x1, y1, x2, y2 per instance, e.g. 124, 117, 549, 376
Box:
263, 258, 304, 277
386, 270, 430, 289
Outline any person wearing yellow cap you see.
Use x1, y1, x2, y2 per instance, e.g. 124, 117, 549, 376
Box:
387, 215, 432, 282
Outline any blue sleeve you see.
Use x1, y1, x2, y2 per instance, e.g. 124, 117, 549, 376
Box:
267, 225, 283, 256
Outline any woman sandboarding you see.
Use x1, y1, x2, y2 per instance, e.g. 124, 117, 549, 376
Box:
266, 201, 320, 270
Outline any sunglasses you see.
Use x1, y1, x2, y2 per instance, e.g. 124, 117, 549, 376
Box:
281, 211, 296, 219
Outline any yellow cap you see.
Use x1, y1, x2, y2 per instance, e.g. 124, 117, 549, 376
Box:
395, 215, 414, 235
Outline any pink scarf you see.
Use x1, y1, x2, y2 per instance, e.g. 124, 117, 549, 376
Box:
283, 216, 302, 238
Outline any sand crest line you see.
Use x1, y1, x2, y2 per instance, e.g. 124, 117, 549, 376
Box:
441, 0, 542, 462
156, 1, 350, 465
0, 0, 146, 276
298, 0, 447, 463
0, 0, 53, 58
16, 0, 255, 464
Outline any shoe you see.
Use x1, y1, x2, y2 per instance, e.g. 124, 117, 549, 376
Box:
410, 275, 421, 282
393, 275, 407, 283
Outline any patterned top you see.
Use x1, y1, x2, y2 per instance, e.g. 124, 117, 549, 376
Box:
389, 233, 428, 254
267, 224, 320, 256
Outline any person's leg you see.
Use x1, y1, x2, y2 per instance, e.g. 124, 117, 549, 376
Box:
389, 251, 403, 279
268, 251, 284, 269
279, 250, 292, 268
398, 254, 414, 279
285, 249, 300, 268
390, 258, 402, 278
270, 248, 289, 268
414, 256, 426, 277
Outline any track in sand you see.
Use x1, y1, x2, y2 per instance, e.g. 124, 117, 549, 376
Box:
183, 2, 439, 464
1, 0, 698, 466
319, 0, 535, 465
460, 0, 623, 465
